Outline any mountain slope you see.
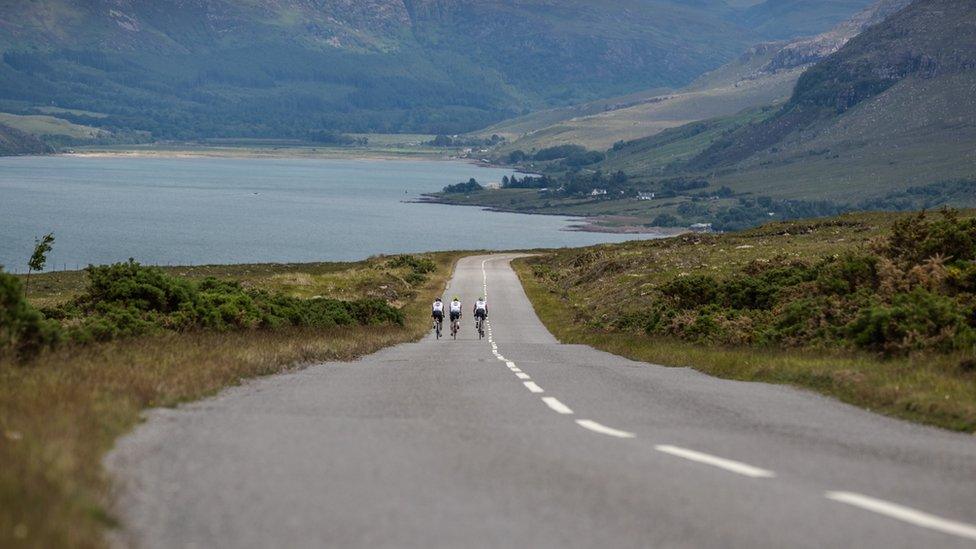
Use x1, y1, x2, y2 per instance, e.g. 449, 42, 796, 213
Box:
486, 0, 901, 153
0, 0, 873, 139
685, 0, 976, 201
737, 0, 882, 38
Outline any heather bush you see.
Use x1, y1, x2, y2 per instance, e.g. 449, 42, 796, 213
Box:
588, 210, 976, 355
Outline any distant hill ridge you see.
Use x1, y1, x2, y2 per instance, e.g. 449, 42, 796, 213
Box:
0, 0, 874, 139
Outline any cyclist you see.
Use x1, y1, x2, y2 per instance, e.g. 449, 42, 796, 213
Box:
449, 296, 462, 329
431, 297, 444, 328
473, 296, 488, 323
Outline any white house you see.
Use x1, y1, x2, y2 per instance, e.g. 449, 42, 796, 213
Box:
590, 188, 608, 196
637, 192, 655, 200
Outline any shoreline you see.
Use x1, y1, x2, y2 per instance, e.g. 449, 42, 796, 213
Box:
416, 195, 676, 235
59, 147, 451, 161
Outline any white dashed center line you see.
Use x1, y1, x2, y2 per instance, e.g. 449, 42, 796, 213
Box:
541, 397, 574, 415
575, 419, 636, 439
479, 256, 976, 541
523, 381, 544, 394
655, 445, 775, 478
825, 491, 976, 541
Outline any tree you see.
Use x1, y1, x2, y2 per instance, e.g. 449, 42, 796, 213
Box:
25, 232, 54, 296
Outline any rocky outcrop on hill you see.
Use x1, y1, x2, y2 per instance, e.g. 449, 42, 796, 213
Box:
0, 123, 52, 156
761, 0, 912, 73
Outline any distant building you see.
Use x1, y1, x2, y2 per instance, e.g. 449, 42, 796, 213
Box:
590, 188, 608, 196
637, 192, 655, 200
689, 223, 713, 232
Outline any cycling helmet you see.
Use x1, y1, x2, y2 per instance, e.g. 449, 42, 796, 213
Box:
434, 297, 442, 301
453, 295, 460, 300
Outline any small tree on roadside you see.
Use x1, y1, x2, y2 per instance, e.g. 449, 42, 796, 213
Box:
25, 232, 54, 296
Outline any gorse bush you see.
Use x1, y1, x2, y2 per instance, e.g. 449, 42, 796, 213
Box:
52, 260, 405, 343
0, 270, 61, 358
387, 254, 437, 286
4, 260, 406, 355
561, 210, 976, 357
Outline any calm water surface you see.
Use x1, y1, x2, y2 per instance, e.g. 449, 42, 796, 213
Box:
0, 156, 645, 271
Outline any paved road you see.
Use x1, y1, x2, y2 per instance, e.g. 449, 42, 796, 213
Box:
108, 255, 976, 548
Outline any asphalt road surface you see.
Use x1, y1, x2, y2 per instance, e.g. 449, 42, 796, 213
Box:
107, 254, 976, 548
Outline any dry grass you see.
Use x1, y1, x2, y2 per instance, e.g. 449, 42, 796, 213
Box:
1, 252, 463, 548
513, 239, 976, 433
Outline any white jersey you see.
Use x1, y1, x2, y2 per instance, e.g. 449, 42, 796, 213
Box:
432, 301, 443, 313
474, 299, 487, 311
450, 300, 462, 313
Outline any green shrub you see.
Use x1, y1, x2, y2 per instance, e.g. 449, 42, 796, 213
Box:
847, 289, 975, 355
816, 253, 878, 295
884, 209, 976, 265
660, 275, 720, 308
52, 261, 404, 343
631, 212, 974, 355
348, 298, 405, 326
81, 260, 195, 314
388, 254, 437, 282
0, 270, 62, 357
722, 275, 778, 310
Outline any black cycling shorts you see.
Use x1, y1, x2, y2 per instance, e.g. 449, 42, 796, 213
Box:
449, 311, 461, 321
432, 310, 443, 321
474, 309, 487, 319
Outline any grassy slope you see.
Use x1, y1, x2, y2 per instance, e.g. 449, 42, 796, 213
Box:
599, 107, 773, 176
1, 252, 464, 548
512, 212, 976, 432
685, 0, 976, 201
706, 72, 976, 201
0, 113, 108, 140
472, 87, 674, 141
492, 68, 800, 153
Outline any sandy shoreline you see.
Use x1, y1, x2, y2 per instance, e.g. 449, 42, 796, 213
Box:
62, 147, 450, 161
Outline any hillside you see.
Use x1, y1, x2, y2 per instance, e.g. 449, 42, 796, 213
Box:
0, 0, 873, 140
487, 0, 898, 154
684, 0, 976, 200
428, 1, 975, 233
0, 123, 52, 156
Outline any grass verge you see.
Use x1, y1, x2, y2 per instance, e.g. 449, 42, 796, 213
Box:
1, 252, 463, 548
512, 249, 976, 434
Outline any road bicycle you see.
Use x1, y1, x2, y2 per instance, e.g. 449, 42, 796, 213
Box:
433, 317, 442, 339
451, 317, 460, 340
475, 316, 485, 339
